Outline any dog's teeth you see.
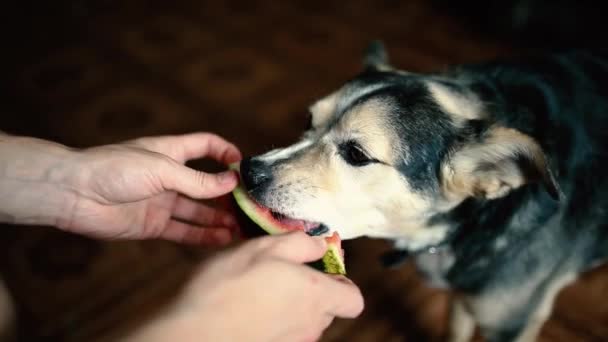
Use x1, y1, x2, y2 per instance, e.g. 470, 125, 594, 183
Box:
307, 224, 330, 236
271, 211, 286, 220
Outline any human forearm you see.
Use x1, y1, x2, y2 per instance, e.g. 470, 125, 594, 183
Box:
0, 132, 80, 227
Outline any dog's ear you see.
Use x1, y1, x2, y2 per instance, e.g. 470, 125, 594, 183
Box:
363, 40, 393, 71
442, 126, 561, 201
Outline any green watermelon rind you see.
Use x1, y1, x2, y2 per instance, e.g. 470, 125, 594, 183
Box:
322, 243, 346, 275
231, 171, 283, 235
229, 163, 346, 275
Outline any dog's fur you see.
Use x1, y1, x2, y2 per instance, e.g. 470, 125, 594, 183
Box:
240, 42, 608, 342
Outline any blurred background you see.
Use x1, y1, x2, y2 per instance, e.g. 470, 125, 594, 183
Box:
1, 0, 607, 341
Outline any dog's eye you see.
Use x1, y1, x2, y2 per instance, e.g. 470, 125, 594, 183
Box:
340, 141, 373, 167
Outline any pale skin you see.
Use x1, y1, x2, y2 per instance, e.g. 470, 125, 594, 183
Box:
0, 131, 364, 341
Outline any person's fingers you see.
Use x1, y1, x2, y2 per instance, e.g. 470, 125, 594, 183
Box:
159, 219, 233, 246
213, 195, 245, 238
292, 314, 333, 342
252, 231, 328, 264
172, 196, 238, 228
316, 274, 365, 319
179, 133, 241, 164
161, 160, 238, 199
328, 274, 355, 284
321, 314, 334, 330
129, 133, 242, 164
310, 316, 334, 341
214, 193, 237, 212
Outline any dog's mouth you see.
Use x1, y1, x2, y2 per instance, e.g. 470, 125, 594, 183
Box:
267, 209, 331, 236
231, 162, 333, 237
246, 193, 331, 236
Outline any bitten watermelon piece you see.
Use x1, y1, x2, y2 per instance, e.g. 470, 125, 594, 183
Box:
319, 232, 346, 275
230, 163, 346, 275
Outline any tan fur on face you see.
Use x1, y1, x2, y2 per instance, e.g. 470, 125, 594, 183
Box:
336, 99, 398, 163
309, 90, 340, 129
427, 81, 484, 123
263, 98, 445, 241
442, 126, 555, 201
309, 81, 393, 132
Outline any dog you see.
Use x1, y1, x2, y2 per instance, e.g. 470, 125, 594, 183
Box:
238, 42, 608, 342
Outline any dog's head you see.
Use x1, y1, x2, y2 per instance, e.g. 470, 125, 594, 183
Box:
241, 42, 559, 249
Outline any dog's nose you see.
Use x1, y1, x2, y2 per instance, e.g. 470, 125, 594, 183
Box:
240, 157, 273, 191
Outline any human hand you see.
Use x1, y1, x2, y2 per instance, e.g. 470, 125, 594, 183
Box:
64, 133, 243, 244
128, 232, 365, 342
0, 132, 242, 245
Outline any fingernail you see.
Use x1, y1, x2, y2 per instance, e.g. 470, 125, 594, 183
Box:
218, 171, 236, 184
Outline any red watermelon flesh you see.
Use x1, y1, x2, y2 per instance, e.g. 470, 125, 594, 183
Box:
230, 163, 346, 274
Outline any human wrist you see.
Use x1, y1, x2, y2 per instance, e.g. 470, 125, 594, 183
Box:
0, 133, 82, 227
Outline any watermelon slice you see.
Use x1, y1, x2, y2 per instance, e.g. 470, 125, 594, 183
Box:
229, 163, 346, 275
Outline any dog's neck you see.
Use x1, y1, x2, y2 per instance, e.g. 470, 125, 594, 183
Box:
383, 184, 560, 289
429, 185, 559, 289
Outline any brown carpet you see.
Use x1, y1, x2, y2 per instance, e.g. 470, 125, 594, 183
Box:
2, 0, 608, 341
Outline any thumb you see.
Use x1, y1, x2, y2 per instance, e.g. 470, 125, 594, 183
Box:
318, 275, 365, 318
257, 231, 328, 264
163, 161, 238, 199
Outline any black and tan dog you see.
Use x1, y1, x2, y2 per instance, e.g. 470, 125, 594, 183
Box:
239, 42, 608, 342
